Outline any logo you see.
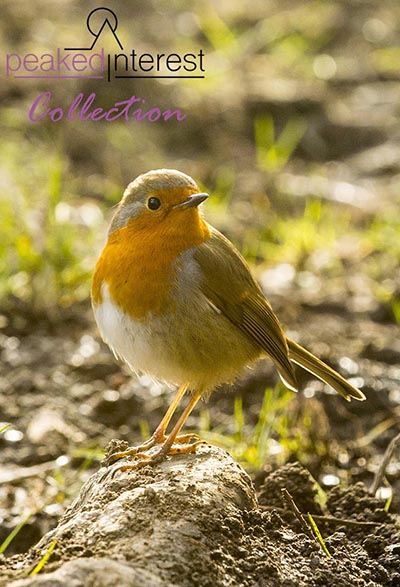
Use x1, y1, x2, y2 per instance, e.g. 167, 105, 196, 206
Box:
5, 8, 205, 123
6, 7, 206, 83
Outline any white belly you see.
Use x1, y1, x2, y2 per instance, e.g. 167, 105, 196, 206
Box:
93, 282, 182, 382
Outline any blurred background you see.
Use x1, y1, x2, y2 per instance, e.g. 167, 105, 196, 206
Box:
1, 0, 399, 555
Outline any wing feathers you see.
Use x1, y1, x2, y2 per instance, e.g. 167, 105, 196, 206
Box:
241, 296, 298, 391
193, 228, 297, 391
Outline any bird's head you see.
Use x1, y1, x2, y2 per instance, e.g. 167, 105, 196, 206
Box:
109, 169, 208, 236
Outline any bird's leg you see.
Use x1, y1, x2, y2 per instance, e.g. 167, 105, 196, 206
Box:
147, 383, 189, 444
154, 390, 205, 457
105, 383, 199, 466
109, 390, 206, 474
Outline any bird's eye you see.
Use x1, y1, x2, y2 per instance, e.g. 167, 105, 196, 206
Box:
147, 197, 161, 211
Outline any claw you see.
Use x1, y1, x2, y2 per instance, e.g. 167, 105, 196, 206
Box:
104, 436, 164, 466
173, 433, 201, 445
167, 439, 208, 455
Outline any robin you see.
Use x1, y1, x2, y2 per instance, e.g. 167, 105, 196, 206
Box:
92, 169, 365, 471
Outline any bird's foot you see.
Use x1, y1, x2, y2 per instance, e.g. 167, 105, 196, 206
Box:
103, 432, 202, 467
106, 439, 207, 478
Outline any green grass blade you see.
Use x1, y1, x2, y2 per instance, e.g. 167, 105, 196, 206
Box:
0, 511, 33, 554
29, 539, 57, 576
307, 513, 331, 557
384, 494, 393, 512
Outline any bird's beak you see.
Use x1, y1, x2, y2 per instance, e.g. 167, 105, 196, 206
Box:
174, 193, 209, 209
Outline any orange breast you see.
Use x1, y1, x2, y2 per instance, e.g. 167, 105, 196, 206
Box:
92, 212, 210, 320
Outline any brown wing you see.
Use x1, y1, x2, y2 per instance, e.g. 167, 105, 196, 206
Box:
193, 227, 298, 391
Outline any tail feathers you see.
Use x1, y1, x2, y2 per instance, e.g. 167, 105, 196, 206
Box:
287, 338, 366, 402
277, 368, 299, 394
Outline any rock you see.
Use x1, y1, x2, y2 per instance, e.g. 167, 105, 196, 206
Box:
5, 446, 257, 587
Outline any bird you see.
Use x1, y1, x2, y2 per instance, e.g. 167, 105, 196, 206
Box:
91, 169, 365, 470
